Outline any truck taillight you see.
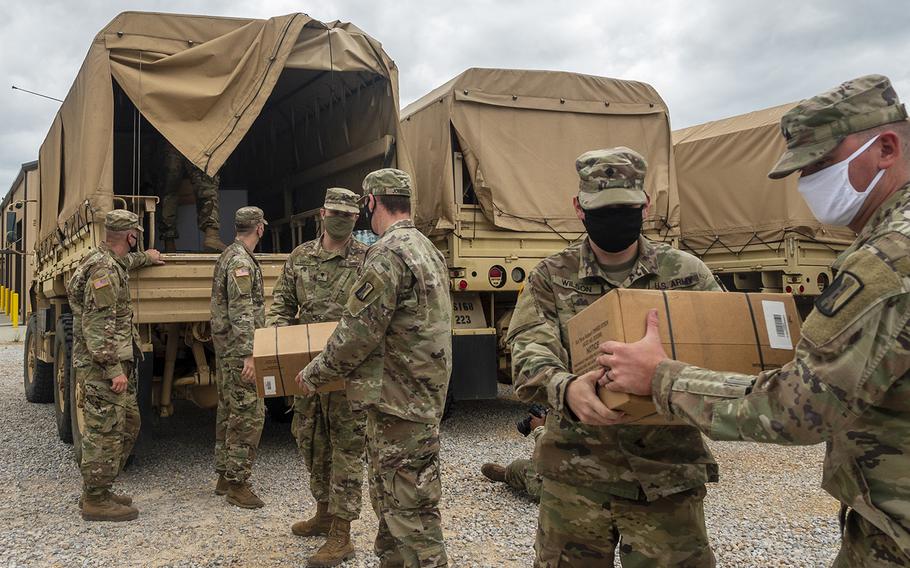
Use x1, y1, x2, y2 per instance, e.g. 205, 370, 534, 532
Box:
511, 267, 525, 283
488, 265, 506, 288
458, 280, 468, 290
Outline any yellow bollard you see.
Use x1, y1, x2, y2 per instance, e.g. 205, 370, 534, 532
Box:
11, 292, 17, 328
1, 286, 6, 314
3, 287, 8, 315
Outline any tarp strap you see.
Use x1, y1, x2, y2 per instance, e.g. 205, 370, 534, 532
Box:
660, 290, 677, 360
744, 295, 766, 371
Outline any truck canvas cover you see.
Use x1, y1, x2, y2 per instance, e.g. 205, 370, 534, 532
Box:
401, 68, 678, 236
37, 11, 411, 243
673, 102, 854, 251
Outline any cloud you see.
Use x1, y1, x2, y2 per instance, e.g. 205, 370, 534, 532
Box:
1, 0, 906, 188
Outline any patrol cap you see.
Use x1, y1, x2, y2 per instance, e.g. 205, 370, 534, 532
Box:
105, 209, 143, 232
769, 74, 908, 179
362, 168, 412, 198
323, 187, 360, 214
576, 147, 648, 210
234, 206, 268, 228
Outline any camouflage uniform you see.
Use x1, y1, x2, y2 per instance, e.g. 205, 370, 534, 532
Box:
211, 207, 267, 484
650, 76, 910, 567
67, 210, 154, 498
158, 139, 220, 240
508, 148, 720, 567
302, 169, 452, 567
266, 188, 369, 522
504, 425, 545, 501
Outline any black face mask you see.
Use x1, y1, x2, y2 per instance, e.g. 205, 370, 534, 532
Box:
582, 206, 643, 253
128, 233, 139, 253
360, 199, 376, 234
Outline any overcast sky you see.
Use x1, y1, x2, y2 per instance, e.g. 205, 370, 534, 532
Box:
1, 0, 907, 186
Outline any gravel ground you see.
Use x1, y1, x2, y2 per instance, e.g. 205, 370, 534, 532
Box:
0, 342, 839, 567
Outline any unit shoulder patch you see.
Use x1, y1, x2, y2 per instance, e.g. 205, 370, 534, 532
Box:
815, 270, 864, 317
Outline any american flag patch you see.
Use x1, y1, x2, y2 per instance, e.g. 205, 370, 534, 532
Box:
234, 268, 250, 277
93, 277, 111, 289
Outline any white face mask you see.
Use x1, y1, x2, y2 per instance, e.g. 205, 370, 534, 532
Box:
797, 135, 885, 226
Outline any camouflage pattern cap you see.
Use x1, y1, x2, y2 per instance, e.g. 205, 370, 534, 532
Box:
323, 187, 360, 214
576, 147, 648, 210
769, 74, 908, 179
105, 209, 143, 232
362, 168, 412, 197
235, 206, 268, 228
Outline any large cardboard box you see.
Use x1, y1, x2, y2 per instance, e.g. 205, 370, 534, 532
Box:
567, 289, 800, 424
252, 323, 344, 398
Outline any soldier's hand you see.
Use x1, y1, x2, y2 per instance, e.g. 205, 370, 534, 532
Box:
111, 374, 128, 394
146, 249, 165, 265
295, 370, 314, 396
241, 356, 256, 383
596, 309, 667, 396
565, 368, 626, 426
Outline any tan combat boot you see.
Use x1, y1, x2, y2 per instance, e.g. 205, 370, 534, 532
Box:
163, 239, 177, 253
79, 491, 132, 508
481, 463, 507, 483
215, 473, 229, 496
226, 481, 264, 509
202, 227, 227, 252
81, 492, 139, 522
307, 518, 355, 567
292, 501, 332, 537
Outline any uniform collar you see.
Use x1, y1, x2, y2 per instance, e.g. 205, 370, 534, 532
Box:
232, 238, 260, 265
383, 219, 415, 235
315, 235, 354, 260
577, 236, 659, 287
855, 182, 910, 245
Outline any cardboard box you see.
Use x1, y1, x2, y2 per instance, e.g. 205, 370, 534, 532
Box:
252, 322, 344, 398
567, 289, 801, 424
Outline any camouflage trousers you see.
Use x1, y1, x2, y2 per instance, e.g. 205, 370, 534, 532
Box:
367, 411, 447, 568
158, 144, 220, 240
292, 391, 366, 521
832, 509, 910, 567
505, 458, 542, 502
78, 362, 140, 498
535, 477, 715, 568
214, 359, 264, 483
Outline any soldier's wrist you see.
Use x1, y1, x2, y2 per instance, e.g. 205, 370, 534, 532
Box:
104, 362, 125, 381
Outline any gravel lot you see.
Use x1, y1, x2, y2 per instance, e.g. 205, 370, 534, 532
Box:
0, 342, 840, 567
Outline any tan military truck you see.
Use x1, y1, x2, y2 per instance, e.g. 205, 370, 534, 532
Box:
401, 68, 679, 400
672, 103, 853, 316
24, 11, 413, 457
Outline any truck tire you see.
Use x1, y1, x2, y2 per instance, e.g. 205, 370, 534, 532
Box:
70, 366, 85, 466
53, 315, 74, 444
24, 314, 54, 403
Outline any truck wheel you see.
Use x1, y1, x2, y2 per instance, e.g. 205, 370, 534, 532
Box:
53, 315, 74, 444
24, 314, 54, 403
70, 369, 85, 466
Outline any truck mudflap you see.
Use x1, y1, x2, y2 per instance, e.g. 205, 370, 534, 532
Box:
450, 328, 498, 401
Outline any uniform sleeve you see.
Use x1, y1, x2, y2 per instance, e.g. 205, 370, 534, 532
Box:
693, 261, 724, 292
301, 251, 401, 388
122, 251, 153, 271
265, 256, 299, 327
81, 266, 125, 379
653, 244, 910, 445
507, 266, 575, 412
226, 256, 258, 358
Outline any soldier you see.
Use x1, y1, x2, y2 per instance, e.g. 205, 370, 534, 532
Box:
600, 75, 910, 567
158, 139, 226, 253
507, 147, 721, 567
67, 210, 164, 521
265, 188, 368, 567
296, 169, 452, 568
480, 412, 546, 502
211, 206, 268, 509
